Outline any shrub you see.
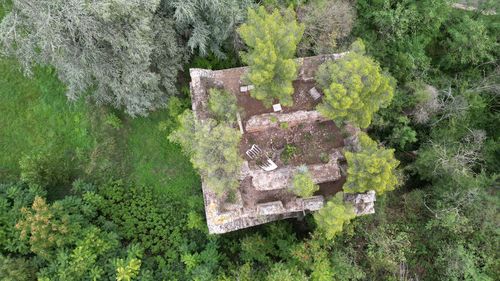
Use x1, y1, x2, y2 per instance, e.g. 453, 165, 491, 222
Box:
291, 165, 319, 198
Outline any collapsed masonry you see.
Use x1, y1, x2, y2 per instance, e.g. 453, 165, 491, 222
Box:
190, 54, 376, 234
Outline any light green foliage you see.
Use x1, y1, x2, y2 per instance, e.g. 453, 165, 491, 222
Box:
208, 88, 239, 122
281, 144, 298, 164
0, 0, 184, 116
314, 193, 356, 240
316, 40, 395, 128
169, 110, 243, 196
344, 133, 399, 195
297, 0, 355, 55
291, 166, 319, 198
238, 6, 304, 107
38, 227, 120, 281
115, 245, 143, 281
439, 15, 496, 70
19, 149, 74, 188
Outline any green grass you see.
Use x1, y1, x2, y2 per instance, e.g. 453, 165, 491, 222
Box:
0, 39, 201, 203
0, 59, 93, 181
126, 111, 201, 201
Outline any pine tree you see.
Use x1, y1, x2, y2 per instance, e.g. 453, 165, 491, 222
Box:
316, 39, 395, 128
169, 110, 243, 196
344, 133, 399, 195
238, 6, 304, 107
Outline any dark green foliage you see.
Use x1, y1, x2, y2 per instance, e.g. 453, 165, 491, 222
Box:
98, 181, 186, 255
208, 88, 239, 122
355, 0, 451, 81
0, 254, 37, 281
0, 1, 498, 280
0, 183, 42, 254
438, 14, 497, 70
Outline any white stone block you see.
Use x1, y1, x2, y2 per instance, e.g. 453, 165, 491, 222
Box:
273, 103, 282, 112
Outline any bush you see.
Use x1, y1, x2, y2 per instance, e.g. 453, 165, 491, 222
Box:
19, 149, 74, 188
291, 166, 319, 198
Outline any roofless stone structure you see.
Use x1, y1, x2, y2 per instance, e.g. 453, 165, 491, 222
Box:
189, 54, 376, 234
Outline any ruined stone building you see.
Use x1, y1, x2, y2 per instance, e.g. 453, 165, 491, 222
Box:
189, 54, 376, 234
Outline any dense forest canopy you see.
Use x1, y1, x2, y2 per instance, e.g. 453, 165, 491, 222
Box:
0, 0, 498, 280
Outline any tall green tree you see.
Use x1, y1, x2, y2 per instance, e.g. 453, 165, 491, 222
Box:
316, 40, 395, 128
169, 110, 243, 196
0, 0, 184, 116
238, 6, 304, 107
314, 193, 356, 240
344, 133, 399, 195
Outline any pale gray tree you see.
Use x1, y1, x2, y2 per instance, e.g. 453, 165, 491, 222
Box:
168, 0, 254, 58
0, 0, 184, 116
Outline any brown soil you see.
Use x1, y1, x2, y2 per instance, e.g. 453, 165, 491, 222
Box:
240, 119, 344, 167
315, 176, 346, 200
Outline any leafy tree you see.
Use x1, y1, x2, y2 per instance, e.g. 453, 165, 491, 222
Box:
297, 0, 355, 55
0, 0, 184, 116
439, 15, 496, 70
316, 40, 395, 128
354, 0, 451, 81
169, 0, 253, 58
314, 193, 356, 240
344, 133, 399, 194
238, 6, 304, 107
37, 227, 121, 281
208, 88, 239, 122
291, 165, 319, 198
169, 110, 243, 196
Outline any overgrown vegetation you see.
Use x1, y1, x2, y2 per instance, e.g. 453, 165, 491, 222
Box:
0, 0, 498, 280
